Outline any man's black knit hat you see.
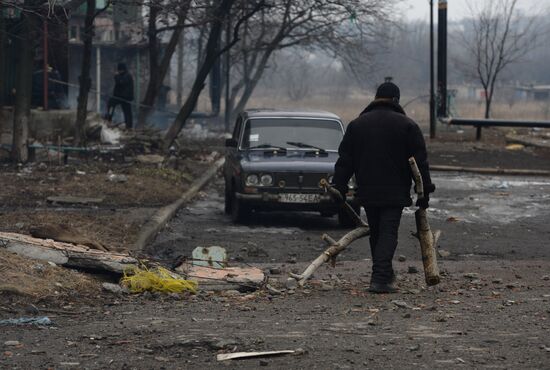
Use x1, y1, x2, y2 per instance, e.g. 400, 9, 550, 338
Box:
117, 63, 127, 72
375, 82, 400, 102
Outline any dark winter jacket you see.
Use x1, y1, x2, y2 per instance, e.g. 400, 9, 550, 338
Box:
113, 71, 134, 101
333, 99, 434, 207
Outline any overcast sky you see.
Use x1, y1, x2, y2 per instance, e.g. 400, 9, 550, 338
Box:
397, 0, 546, 21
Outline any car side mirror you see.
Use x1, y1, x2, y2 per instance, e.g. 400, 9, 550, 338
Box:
225, 138, 238, 147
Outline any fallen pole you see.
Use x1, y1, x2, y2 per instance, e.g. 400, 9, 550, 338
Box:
134, 158, 225, 251
430, 165, 550, 177
445, 117, 550, 140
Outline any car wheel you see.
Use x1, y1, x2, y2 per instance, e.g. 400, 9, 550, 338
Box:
230, 191, 250, 223
338, 204, 361, 228
224, 180, 232, 215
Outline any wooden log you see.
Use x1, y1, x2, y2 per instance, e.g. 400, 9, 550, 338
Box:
0, 232, 137, 274
290, 226, 370, 286
288, 182, 370, 286
409, 157, 441, 286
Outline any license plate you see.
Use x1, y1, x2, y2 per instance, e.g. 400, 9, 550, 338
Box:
279, 193, 320, 204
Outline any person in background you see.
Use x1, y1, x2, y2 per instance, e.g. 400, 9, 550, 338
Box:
106, 62, 134, 129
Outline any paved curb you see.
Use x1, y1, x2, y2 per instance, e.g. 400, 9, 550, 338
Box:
430, 165, 550, 177
134, 158, 225, 251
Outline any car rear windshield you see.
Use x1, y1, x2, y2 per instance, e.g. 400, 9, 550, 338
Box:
241, 118, 343, 151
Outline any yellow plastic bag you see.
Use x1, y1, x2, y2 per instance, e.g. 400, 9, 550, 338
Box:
121, 265, 197, 294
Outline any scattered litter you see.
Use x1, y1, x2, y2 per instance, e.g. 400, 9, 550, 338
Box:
100, 123, 122, 145
75, 170, 86, 175
217, 350, 297, 362
496, 181, 509, 190
392, 300, 412, 309
4, 341, 21, 347
446, 216, 461, 222
505, 144, 524, 151
107, 172, 128, 183
121, 266, 197, 294
438, 249, 451, 258
0, 317, 52, 326
191, 246, 227, 268
463, 273, 479, 279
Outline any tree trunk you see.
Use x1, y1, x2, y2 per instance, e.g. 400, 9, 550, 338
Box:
231, 48, 274, 117
136, 5, 160, 128
0, 10, 5, 114
176, 35, 184, 106
163, 0, 234, 151
138, 5, 188, 127
11, 7, 36, 163
74, 0, 96, 146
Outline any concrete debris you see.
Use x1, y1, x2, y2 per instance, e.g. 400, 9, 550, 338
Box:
107, 172, 128, 183
191, 246, 227, 268
438, 249, 451, 258
0, 317, 52, 326
4, 341, 21, 347
398, 255, 407, 262
102, 282, 126, 294
269, 267, 282, 275
407, 266, 419, 274
463, 273, 480, 279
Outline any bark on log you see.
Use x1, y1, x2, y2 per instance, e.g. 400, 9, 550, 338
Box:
290, 227, 370, 286
289, 181, 370, 286
0, 232, 137, 274
409, 157, 440, 286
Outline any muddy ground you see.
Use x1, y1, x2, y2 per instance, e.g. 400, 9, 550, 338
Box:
1, 126, 550, 369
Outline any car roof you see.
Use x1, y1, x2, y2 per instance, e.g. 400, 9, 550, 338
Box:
241, 109, 341, 121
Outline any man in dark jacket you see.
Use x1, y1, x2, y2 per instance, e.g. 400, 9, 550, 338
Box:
106, 63, 134, 129
333, 82, 435, 293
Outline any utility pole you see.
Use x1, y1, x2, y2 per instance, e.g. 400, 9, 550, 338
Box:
224, 13, 231, 132
437, 0, 448, 118
429, 0, 436, 138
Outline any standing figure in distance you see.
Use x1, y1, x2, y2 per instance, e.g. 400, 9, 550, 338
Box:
106, 62, 134, 129
333, 81, 435, 293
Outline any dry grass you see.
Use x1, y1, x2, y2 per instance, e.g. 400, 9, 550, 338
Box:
0, 248, 100, 303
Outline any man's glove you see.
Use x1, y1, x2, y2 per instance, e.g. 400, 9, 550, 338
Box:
416, 196, 429, 209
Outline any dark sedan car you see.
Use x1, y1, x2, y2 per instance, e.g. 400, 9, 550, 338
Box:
223, 109, 357, 226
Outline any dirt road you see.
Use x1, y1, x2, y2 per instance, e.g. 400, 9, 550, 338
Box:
2, 171, 549, 369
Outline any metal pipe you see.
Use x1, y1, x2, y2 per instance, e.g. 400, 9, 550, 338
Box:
96, 46, 101, 113
437, 0, 447, 117
446, 118, 550, 129
429, 0, 435, 138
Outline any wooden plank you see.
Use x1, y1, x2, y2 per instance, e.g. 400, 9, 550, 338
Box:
46, 196, 104, 205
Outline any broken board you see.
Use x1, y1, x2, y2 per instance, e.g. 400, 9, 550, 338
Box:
175, 263, 265, 290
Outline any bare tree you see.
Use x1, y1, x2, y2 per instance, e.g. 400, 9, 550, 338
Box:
74, 0, 110, 145
226, 0, 395, 119
136, 0, 193, 127
459, 0, 539, 124
162, 0, 266, 151
10, 0, 43, 163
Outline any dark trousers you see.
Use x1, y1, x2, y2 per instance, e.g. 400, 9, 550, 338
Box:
107, 97, 133, 129
364, 206, 403, 284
